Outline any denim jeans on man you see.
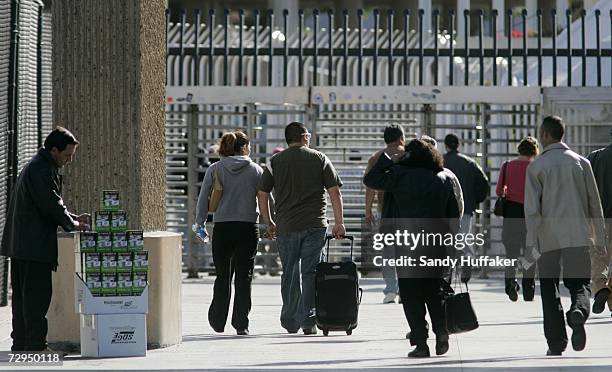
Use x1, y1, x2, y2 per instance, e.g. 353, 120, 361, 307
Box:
277, 227, 327, 331
459, 214, 475, 257
382, 244, 399, 295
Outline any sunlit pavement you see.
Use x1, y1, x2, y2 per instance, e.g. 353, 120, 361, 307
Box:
1, 273, 612, 371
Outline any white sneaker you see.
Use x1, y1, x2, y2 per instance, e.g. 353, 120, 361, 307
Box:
383, 293, 397, 303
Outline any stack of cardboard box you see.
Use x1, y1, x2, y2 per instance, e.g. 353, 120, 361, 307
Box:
75, 190, 148, 357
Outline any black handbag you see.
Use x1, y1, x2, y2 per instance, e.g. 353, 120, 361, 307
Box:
443, 270, 479, 334
493, 161, 508, 217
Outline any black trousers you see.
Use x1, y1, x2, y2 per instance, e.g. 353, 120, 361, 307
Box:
538, 247, 591, 353
399, 277, 447, 346
10, 259, 53, 351
208, 222, 258, 331
502, 200, 535, 289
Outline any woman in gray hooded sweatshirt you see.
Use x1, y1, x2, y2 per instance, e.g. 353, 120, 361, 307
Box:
195, 131, 263, 335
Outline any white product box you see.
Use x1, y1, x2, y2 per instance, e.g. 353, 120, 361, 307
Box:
80, 313, 146, 357
74, 273, 148, 314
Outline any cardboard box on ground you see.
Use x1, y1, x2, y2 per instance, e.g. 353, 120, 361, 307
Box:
75, 190, 149, 357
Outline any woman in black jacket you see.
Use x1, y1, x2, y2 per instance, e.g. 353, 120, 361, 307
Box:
364, 139, 461, 358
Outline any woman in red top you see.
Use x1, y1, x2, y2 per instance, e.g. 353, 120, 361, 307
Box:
496, 136, 539, 302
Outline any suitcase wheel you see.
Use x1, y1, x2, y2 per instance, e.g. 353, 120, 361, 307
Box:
346, 329, 352, 336
323, 329, 329, 336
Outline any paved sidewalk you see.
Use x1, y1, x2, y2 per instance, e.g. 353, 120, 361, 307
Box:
1, 274, 612, 370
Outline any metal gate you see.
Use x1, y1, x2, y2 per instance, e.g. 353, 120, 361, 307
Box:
542, 87, 612, 156
166, 87, 310, 275
166, 86, 553, 274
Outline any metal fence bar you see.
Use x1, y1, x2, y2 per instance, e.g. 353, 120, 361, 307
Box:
537, 10, 542, 86
388, 10, 393, 86
567, 9, 572, 87
433, 9, 439, 86
36, 4, 42, 148
166, 8, 612, 88
268, 10, 273, 86
254, 9, 259, 86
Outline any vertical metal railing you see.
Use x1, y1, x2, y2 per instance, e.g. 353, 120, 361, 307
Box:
166, 7, 612, 88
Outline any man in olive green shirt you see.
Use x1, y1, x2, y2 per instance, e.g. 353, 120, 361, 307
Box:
258, 122, 345, 335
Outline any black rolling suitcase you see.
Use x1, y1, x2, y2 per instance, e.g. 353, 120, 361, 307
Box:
315, 235, 362, 336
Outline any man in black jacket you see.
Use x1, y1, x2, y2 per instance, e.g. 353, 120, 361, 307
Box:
587, 129, 612, 315
443, 134, 489, 283
1, 127, 90, 352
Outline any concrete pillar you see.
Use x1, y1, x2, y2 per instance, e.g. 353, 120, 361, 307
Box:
52, 0, 166, 231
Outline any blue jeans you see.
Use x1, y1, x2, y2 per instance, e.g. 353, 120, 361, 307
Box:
382, 244, 398, 295
277, 227, 327, 331
460, 214, 475, 257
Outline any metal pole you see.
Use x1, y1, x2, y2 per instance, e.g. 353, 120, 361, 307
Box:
552, 9, 557, 87
313, 9, 319, 86
328, 9, 334, 86
283, 9, 288, 86
373, 9, 379, 85
343, 9, 348, 85
238, 9, 244, 85
186, 105, 199, 278
388, 10, 394, 86
492, 9, 498, 85
581, 9, 586, 87
268, 9, 274, 86
537, 9, 542, 86
4, 0, 21, 307
179, 9, 186, 85
433, 9, 439, 85
464, 9, 469, 86
522, 9, 527, 86
419, 9, 424, 85
507, 9, 512, 86
254, 9, 260, 86
566, 9, 572, 87
298, 9, 304, 86
358, 9, 363, 86
37, 4, 43, 148
478, 10, 484, 85
596, 10, 601, 87
449, 9, 454, 85
208, 9, 215, 85
223, 9, 229, 86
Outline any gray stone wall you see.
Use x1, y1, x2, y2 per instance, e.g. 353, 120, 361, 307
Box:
52, 0, 166, 231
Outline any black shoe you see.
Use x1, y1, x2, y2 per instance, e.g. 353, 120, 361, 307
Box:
569, 309, 586, 351
408, 344, 430, 358
303, 326, 317, 335
523, 284, 535, 302
592, 288, 611, 314
236, 329, 249, 335
505, 280, 520, 302
406, 331, 410, 339
435, 339, 449, 355
211, 325, 224, 333
286, 328, 299, 334
546, 348, 562, 356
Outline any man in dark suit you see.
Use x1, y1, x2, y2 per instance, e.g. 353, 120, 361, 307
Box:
1, 127, 90, 352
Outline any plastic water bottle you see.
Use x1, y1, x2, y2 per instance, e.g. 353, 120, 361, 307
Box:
192, 223, 209, 243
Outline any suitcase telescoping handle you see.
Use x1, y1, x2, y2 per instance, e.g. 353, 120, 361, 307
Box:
325, 235, 354, 262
